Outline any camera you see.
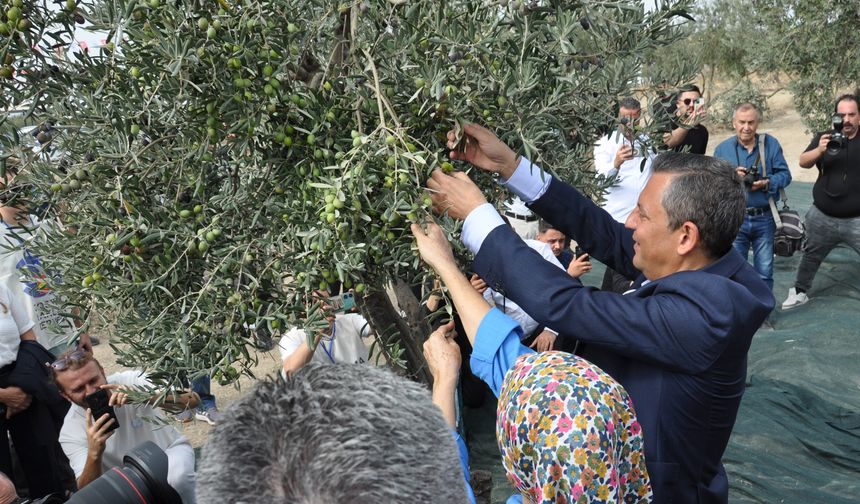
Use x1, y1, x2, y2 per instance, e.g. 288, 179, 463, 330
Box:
66, 441, 181, 504
742, 166, 767, 188
827, 113, 846, 155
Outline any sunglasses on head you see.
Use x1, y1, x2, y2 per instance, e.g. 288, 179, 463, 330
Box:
46, 347, 88, 371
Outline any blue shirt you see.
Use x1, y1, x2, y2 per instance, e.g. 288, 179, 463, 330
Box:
453, 308, 534, 503
712, 133, 792, 208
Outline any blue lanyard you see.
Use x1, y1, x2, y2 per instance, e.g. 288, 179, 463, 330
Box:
320, 323, 336, 363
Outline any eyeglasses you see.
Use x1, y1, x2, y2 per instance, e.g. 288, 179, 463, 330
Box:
46, 347, 88, 371
682, 97, 702, 106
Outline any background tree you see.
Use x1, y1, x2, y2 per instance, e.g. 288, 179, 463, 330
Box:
0, 0, 693, 389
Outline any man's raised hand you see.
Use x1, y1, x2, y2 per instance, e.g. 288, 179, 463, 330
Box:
426, 170, 488, 221
446, 123, 519, 179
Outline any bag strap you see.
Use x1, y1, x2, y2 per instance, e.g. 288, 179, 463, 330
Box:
758, 135, 783, 229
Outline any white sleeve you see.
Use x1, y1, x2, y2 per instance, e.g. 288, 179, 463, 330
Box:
593, 135, 618, 177
499, 156, 552, 203
461, 203, 506, 255
278, 328, 306, 361
527, 240, 565, 271
3, 286, 34, 336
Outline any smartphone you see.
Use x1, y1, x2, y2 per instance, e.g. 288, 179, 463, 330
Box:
85, 388, 120, 432
574, 246, 590, 261
328, 292, 355, 312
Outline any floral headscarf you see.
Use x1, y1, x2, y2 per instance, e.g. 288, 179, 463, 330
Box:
496, 351, 652, 503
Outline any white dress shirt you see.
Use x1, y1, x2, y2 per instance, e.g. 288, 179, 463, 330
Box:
593, 131, 654, 223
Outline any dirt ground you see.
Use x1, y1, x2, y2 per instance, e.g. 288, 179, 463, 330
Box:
93, 89, 818, 450
93, 342, 284, 448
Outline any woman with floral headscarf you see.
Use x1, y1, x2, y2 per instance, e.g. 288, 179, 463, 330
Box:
416, 221, 652, 503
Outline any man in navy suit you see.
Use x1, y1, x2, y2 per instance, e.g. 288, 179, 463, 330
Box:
424, 124, 774, 504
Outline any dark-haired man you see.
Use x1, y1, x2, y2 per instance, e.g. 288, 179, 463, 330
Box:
661, 84, 709, 154
425, 123, 773, 503
594, 96, 654, 292
783, 94, 860, 309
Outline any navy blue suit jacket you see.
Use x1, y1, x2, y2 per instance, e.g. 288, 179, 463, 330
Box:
473, 178, 774, 503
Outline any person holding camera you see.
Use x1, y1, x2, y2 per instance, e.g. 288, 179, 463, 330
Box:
50, 350, 198, 503
714, 102, 792, 295
660, 84, 709, 154
593, 97, 654, 292
278, 290, 371, 375
783, 93, 860, 309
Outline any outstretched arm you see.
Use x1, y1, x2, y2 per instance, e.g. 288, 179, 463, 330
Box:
411, 222, 490, 344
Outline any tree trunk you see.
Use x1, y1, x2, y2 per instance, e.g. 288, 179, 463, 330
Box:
359, 280, 432, 385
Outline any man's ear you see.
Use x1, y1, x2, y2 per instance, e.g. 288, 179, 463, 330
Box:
676, 221, 701, 256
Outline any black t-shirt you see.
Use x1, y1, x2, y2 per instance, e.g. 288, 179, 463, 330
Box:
805, 132, 860, 217
671, 123, 709, 155
652, 97, 709, 154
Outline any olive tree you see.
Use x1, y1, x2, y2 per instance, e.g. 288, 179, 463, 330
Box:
0, 0, 693, 388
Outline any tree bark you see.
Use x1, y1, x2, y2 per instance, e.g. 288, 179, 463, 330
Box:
359, 280, 431, 386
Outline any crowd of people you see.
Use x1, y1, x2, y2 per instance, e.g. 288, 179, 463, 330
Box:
0, 85, 858, 504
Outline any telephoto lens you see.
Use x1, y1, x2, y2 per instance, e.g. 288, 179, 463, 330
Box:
65, 442, 181, 504
827, 113, 846, 155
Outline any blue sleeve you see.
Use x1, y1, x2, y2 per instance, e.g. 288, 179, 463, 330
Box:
453, 432, 477, 504
766, 135, 792, 195
469, 308, 533, 397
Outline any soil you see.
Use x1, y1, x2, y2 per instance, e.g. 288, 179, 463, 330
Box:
93, 342, 283, 448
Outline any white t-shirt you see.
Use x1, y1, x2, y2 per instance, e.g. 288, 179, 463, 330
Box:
278, 313, 370, 366
482, 240, 564, 337
0, 218, 76, 350
0, 283, 35, 368
59, 371, 192, 478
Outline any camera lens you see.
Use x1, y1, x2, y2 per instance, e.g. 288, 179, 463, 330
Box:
66, 466, 156, 504
65, 442, 181, 504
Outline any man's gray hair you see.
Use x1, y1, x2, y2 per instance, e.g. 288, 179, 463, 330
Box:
733, 102, 760, 119
619, 96, 641, 111
652, 152, 744, 258
197, 363, 468, 504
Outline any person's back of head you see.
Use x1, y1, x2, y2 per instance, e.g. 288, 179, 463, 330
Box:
651, 152, 744, 259
197, 362, 467, 504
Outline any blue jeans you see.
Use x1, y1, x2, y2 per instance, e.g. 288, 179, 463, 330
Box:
733, 213, 775, 290
192, 375, 217, 411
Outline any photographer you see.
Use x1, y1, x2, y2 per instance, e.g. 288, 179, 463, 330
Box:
714, 102, 791, 295
277, 290, 371, 375
783, 94, 860, 309
659, 84, 709, 154
50, 350, 198, 503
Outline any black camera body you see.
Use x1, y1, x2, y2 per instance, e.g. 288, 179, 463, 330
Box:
827, 113, 846, 155
742, 166, 767, 188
